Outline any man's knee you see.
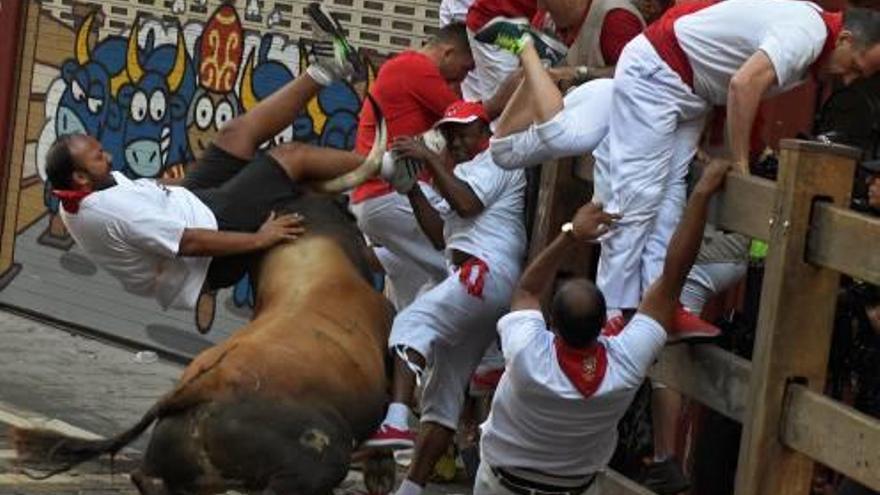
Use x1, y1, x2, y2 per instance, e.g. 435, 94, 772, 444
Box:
212, 119, 257, 158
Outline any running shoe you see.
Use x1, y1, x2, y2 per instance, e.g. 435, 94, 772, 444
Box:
475, 17, 567, 65
474, 17, 531, 54
363, 424, 416, 449
469, 367, 504, 396
667, 305, 721, 343
530, 29, 568, 66
305, 2, 363, 83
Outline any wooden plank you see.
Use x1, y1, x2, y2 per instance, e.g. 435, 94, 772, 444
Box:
735, 139, 859, 495
781, 384, 880, 491
710, 173, 776, 241
528, 158, 596, 275
649, 344, 751, 423
807, 203, 880, 286
597, 469, 657, 495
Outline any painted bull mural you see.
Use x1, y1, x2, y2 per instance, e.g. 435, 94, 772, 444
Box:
13, 122, 396, 494
116, 24, 196, 178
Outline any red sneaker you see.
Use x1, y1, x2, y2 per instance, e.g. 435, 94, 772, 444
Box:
667, 306, 721, 343
363, 424, 416, 450
469, 367, 504, 396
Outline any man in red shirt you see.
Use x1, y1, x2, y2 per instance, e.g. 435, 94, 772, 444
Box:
350, 23, 475, 316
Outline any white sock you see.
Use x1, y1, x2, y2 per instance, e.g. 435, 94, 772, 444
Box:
607, 308, 623, 319
395, 478, 424, 495
385, 402, 410, 430
305, 64, 333, 86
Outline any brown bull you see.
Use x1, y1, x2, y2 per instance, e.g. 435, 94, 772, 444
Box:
12, 193, 394, 495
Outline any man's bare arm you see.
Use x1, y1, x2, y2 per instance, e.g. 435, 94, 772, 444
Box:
727, 51, 778, 174
639, 161, 731, 330
178, 212, 304, 257
406, 186, 446, 250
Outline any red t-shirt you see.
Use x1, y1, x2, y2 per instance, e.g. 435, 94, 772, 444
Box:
530, 7, 641, 64
466, 0, 538, 32
599, 9, 643, 65
351, 51, 459, 204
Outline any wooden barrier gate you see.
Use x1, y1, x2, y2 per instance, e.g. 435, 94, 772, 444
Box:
564, 140, 880, 494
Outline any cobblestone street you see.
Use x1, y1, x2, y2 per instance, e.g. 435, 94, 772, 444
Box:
0, 310, 471, 494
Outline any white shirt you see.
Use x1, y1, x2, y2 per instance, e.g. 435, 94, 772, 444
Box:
440, 149, 526, 273
60, 172, 218, 310
675, 0, 829, 105
480, 310, 667, 476
439, 0, 475, 26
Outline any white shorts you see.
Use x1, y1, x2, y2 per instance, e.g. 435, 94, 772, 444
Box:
489, 79, 614, 170
389, 259, 518, 429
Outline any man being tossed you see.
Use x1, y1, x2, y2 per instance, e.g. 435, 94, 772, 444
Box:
45, 5, 384, 312
475, 159, 732, 494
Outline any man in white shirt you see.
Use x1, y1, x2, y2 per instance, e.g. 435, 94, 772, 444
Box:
475, 159, 732, 495
367, 101, 526, 495
44, 5, 385, 311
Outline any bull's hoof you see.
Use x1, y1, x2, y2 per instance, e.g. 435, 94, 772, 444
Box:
363, 449, 395, 494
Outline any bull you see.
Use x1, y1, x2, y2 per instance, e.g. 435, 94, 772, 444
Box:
13, 120, 396, 494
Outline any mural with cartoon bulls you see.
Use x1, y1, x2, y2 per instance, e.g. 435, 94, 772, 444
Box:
4, 2, 376, 342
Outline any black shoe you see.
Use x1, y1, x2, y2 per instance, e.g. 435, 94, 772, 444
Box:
642, 458, 691, 495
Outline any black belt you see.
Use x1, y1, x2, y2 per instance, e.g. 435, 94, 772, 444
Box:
491, 466, 596, 495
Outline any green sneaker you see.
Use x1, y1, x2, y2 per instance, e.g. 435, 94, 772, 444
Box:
474, 17, 531, 55
306, 2, 364, 83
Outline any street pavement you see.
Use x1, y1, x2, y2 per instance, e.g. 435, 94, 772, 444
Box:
0, 310, 471, 494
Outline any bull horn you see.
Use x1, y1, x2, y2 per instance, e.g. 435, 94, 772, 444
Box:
75, 14, 95, 65
166, 30, 187, 93
316, 94, 387, 194
126, 23, 145, 84
239, 51, 258, 112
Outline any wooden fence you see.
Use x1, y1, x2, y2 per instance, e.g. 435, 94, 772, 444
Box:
578, 140, 880, 494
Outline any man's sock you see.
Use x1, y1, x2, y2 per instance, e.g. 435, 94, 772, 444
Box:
305, 64, 335, 87
385, 402, 410, 430
395, 478, 424, 495
607, 308, 623, 319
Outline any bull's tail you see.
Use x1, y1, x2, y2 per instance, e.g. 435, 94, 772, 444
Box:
13, 345, 237, 477
12, 403, 159, 477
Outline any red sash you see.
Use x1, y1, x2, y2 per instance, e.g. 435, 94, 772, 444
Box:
809, 10, 843, 78
53, 189, 92, 214
554, 337, 608, 399
459, 257, 489, 299
643, 0, 716, 89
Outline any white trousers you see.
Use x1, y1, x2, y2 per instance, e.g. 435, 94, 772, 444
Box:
465, 29, 521, 102
680, 261, 748, 315
389, 260, 518, 429
597, 35, 710, 309
350, 187, 447, 309
489, 78, 614, 171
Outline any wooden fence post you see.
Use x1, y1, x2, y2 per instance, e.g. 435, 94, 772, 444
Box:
734, 140, 859, 495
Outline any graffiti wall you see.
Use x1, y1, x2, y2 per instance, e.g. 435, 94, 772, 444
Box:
0, 1, 385, 353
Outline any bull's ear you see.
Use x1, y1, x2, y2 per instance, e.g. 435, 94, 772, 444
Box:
170, 95, 187, 119
61, 61, 77, 82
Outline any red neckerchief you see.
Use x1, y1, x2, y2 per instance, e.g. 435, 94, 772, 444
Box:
53, 189, 92, 214
810, 10, 844, 78
554, 337, 608, 399
459, 257, 489, 299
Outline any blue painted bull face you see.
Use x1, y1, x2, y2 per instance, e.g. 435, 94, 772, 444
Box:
116, 25, 195, 178
56, 15, 126, 167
